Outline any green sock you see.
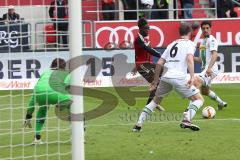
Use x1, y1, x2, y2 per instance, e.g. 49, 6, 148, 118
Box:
35, 105, 47, 136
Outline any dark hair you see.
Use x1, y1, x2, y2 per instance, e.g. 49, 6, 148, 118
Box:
191, 21, 200, 30
179, 23, 192, 36
138, 18, 148, 29
201, 21, 212, 28
51, 58, 66, 70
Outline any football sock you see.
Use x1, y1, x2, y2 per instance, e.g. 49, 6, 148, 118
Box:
35, 105, 47, 136
188, 101, 193, 107
183, 101, 193, 121
208, 90, 224, 105
146, 90, 155, 105
136, 100, 158, 126
187, 99, 204, 120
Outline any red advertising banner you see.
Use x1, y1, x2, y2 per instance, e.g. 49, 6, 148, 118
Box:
94, 19, 240, 48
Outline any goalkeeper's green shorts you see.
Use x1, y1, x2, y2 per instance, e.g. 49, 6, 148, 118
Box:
34, 92, 71, 106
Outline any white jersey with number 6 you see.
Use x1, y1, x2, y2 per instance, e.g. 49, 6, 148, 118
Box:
161, 39, 196, 79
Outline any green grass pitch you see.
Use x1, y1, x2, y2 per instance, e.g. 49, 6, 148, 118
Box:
0, 84, 239, 160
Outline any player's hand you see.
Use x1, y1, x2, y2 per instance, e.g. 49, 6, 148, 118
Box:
24, 119, 32, 128
149, 82, 157, 91
205, 68, 212, 77
186, 77, 194, 88
24, 114, 32, 128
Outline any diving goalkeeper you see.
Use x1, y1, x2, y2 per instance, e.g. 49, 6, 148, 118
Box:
24, 58, 71, 144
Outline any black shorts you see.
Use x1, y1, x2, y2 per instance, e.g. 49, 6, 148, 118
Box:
137, 63, 156, 83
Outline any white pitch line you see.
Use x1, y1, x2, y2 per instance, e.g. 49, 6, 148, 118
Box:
0, 118, 240, 131
85, 118, 240, 127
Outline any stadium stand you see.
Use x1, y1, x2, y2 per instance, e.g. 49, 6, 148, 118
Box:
82, 0, 99, 21
193, 0, 207, 18
0, 0, 237, 50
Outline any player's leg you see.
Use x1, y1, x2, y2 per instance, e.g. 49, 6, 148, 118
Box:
31, 92, 49, 144
55, 98, 87, 143
180, 92, 204, 131
138, 63, 155, 104
201, 86, 227, 110
34, 104, 47, 144
175, 79, 204, 131
34, 92, 72, 144
146, 89, 165, 111
195, 72, 227, 110
133, 80, 172, 132
184, 93, 204, 122
138, 63, 165, 111
133, 96, 163, 132
55, 100, 72, 121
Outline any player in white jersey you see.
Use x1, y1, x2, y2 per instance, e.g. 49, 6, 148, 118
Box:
194, 21, 227, 110
133, 23, 204, 132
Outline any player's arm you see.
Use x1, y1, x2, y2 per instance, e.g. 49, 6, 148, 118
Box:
137, 37, 161, 57
187, 54, 195, 88
187, 42, 196, 87
193, 46, 201, 63
194, 56, 202, 64
208, 50, 218, 69
206, 38, 218, 76
24, 93, 36, 128
205, 50, 218, 76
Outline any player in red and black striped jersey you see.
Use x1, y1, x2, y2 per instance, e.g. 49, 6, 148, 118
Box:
132, 18, 165, 120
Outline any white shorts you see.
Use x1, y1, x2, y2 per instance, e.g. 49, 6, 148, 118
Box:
199, 67, 218, 87
155, 77, 199, 98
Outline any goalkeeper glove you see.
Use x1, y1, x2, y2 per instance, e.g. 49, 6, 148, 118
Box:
24, 114, 32, 128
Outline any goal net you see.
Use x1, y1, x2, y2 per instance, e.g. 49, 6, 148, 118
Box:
0, 0, 74, 159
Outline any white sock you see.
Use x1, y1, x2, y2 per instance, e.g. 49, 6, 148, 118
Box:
208, 90, 224, 104
136, 100, 158, 126
183, 101, 193, 121
188, 101, 193, 107
186, 99, 204, 120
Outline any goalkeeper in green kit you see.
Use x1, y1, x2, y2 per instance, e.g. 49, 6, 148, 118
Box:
24, 58, 72, 144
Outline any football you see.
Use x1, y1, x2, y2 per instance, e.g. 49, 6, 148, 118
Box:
202, 106, 216, 119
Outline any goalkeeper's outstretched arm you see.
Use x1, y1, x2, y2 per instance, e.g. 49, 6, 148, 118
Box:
24, 95, 35, 128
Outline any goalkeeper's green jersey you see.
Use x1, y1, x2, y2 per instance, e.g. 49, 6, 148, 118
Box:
35, 70, 69, 93
32, 69, 71, 105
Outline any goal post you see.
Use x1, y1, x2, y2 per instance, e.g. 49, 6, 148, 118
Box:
68, 0, 85, 160
0, 0, 85, 159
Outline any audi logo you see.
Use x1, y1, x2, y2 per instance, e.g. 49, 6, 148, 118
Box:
96, 25, 164, 49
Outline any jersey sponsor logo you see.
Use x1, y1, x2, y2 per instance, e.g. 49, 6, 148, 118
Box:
95, 25, 164, 48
